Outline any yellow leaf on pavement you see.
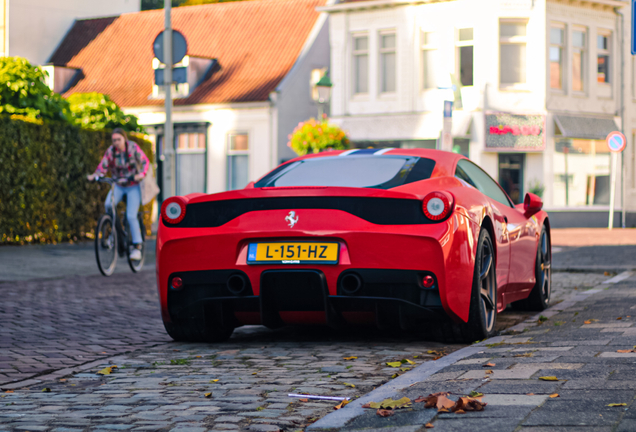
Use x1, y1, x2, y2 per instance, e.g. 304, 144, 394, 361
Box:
204, 392, 212, 398
405, 359, 416, 365
607, 403, 627, 407
97, 367, 115, 375
334, 400, 349, 410
42, 388, 51, 392
210, 379, 219, 383
344, 382, 355, 388
364, 397, 411, 410
343, 356, 357, 361
539, 376, 559, 381
386, 362, 402, 368
549, 394, 559, 398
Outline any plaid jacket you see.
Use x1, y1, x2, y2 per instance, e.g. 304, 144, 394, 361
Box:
95, 141, 150, 187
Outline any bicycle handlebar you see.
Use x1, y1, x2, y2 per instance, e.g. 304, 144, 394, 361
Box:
91, 175, 133, 185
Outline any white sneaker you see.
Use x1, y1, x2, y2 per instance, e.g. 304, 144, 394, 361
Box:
130, 248, 142, 261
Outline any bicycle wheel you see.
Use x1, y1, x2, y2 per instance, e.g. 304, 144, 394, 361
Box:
127, 213, 146, 273
95, 214, 118, 276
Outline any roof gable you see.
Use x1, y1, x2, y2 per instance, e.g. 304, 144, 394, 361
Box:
49, 0, 326, 107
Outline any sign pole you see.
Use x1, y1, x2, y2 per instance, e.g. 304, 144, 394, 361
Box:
606, 131, 627, 230
164, 2, 174, 198
441, 101, 453, 152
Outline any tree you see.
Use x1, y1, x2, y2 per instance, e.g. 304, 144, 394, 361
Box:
67, 93, 145, 133
0, 57, 69, 122
288, 117, 349, 156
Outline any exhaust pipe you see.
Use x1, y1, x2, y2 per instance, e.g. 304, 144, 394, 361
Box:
227, 274, 247, 295
340, 273, 362, 295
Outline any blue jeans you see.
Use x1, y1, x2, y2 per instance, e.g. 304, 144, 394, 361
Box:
106, 184, 142, 245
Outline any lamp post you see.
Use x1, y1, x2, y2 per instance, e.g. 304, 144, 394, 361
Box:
314, 70, 332, 119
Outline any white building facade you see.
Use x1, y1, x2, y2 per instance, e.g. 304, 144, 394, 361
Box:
321, 0, 636, 227
0, 0, 139, 65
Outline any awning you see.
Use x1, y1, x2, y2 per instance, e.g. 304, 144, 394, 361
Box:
554, 114, 619, 140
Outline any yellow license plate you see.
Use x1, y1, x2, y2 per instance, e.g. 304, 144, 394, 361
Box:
247, 242, 339, 264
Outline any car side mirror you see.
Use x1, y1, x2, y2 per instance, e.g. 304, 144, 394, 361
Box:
523, 192, 543, 216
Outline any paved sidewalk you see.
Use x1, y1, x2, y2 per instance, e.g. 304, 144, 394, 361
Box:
310, 271, 636, 432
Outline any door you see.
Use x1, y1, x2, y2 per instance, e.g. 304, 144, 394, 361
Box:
176, 132, 207, 196
498, 154, 524, 204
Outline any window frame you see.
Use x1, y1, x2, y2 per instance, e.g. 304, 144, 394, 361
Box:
596, 29, 611, 86
499, 19, 528, 89
227, 132, 250, 190
352, 32, 369, 96
421, 30, 438, 91
549, 22, 566, 92
456, 27, 474, 87
571, 26, 587, 94
378, 29, 397, 94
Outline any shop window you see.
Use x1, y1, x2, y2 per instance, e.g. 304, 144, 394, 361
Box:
553, 139, 611, 207
499, 20, 527, 86
227, 133, 249, 190
597, 31, 611, 84
421, 31, 438, 90
572, 28, 586, 92
352, 34, 369, 95
379, 31, 396, 93
457, 28, 474, 87
550, 25, 565, 90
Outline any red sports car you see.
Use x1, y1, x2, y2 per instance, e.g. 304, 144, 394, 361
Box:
157, 149, 551, 343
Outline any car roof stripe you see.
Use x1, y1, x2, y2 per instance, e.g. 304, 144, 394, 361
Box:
338, 149, 358, 156
374, 148, 393, 155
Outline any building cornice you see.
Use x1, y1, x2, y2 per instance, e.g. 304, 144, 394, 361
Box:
547, 0, 628, 9
317, 0, 452, 13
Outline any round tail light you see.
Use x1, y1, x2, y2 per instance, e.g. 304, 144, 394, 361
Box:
161, 197, 186, 224
171, 277, 184, 290
422, 191, 454, 221
422, 275, 435, 288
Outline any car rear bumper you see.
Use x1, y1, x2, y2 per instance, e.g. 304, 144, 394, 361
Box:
166, 268, 446, 331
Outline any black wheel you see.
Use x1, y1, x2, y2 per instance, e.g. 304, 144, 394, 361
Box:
512, 226, 551, 311
460, 228, 498, 341
95, 214, 118, 277
163, 320, 234, 343
127, 214, 146, 273
430, 228, 497, 343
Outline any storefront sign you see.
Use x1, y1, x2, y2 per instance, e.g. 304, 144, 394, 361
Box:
485, 112, 545, 151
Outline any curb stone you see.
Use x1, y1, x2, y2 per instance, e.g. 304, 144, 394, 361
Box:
307, 271, 634, 431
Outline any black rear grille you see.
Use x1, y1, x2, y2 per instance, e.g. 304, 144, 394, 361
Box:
167, 196, 433, 227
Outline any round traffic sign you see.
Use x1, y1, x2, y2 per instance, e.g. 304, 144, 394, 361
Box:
153, 30, 188, 65
606, 131, 626, 153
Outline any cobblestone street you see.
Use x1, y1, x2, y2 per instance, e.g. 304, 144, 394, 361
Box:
0, 242, 608, 431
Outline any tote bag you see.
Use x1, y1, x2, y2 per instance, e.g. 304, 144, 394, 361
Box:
141, 165, 160, 205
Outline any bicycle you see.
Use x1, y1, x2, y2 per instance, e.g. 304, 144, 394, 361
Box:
92, 176, 146, 276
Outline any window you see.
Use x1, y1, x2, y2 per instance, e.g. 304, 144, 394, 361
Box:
597, 31, 611, 84
572, 28, 586, 92
227, 133, 249, 190
455, 159, 513, 207
457, 28, 474, 86
177, 133, 206, 150
379, 32, 396, 93
353, 34, 369, 94
255, 156, 436, 189
499, 20, 527, 86
550, 25, 565, 90
421, 31, 438, 90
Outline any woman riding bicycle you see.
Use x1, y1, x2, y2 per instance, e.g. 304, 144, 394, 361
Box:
87, 128, 149, 261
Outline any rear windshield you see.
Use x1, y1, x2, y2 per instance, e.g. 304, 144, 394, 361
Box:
255, 155, 436, 189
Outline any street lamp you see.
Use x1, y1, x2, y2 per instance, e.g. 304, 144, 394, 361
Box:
313, 70, 332, 119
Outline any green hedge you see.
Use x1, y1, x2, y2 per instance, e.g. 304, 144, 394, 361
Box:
0, 116, 155, 245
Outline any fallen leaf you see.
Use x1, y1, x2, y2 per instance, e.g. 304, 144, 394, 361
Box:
584, 320, 593, 324
195, 355, 202, 358
204, 392, 212, 398
607, 403, 627, 407
5, 390, 13, 393
527, 393, 535, 396
344, 382, 355, 388
210, 379, 220, 383
514, 352, 533, 358
252, 372, 258, 375
59, 379, 67, 382
455, 409, 465, 414
617, 317, 623, 320
539, 376, 559, 381
405, 359, 416, 365
413, 355, 419, 359
97, 366, 115, 375
42, 388, 51, 392
400, 367, 411, 372
364, 397, 411, 410
424, 423, 434, 429
376, 409, 394, 417
469, 391, 483, 398
485, 370, 493, 374
483, 362, 496, 367
343, 356, 357, 361
386, 361, 402, 368
549, 394, 559, 398
617, 349, 636, 353
391, 373, 399, 379
433, 356, 442, 360
300, 398, 308, 402
436, 395, 456, 410
334, 400, 349, 410
173, 349, 180, 352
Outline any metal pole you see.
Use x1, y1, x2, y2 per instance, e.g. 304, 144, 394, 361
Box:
164, 1, 174, 198
619, 8, 626, 228
609, 152, 618, 229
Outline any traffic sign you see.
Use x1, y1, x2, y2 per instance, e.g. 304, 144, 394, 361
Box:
153, 30, 188, 65
606, 131, 626, 153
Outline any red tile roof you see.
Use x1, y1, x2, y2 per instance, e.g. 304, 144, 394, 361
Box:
50, 0, 326, 107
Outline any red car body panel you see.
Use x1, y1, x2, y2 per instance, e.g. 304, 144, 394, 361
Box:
156, 149, 549, 329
